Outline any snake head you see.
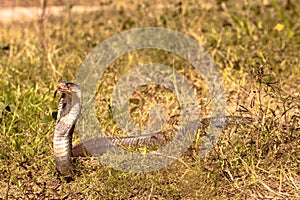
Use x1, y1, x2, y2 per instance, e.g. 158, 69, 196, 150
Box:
55, 81, 81, 96
57, 81, 75, 93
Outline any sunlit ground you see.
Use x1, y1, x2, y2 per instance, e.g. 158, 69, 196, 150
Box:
0, 0, 299, 199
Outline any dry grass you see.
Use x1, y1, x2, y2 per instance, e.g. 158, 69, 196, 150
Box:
0, 0, 299, 199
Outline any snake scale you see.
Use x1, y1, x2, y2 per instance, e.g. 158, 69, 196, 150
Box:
54, 81, 252, 176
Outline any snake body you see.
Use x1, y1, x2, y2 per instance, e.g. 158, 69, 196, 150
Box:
54, 81, 166, 175
54, 81, 252, 176
54, 82, 82, 175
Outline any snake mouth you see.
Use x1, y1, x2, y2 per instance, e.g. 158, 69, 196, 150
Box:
54, 83, 66, 97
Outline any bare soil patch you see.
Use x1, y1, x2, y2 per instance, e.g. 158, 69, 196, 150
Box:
0, 6, 102, 23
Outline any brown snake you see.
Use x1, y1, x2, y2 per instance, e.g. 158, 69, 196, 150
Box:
54, 81, 253, 176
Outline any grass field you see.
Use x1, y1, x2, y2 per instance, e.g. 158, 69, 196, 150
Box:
0, 0, 299, 199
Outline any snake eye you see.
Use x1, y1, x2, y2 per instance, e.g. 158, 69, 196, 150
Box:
65, 82, 73, 86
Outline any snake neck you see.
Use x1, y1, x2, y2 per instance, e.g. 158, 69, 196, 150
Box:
54, 87, 82, 176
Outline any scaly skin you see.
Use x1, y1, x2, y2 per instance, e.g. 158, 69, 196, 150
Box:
54, 81, 166, 176
54, 81, 82, 176
54, 81, 253, 176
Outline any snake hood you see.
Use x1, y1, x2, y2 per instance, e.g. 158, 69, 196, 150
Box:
53, 81, 82, 176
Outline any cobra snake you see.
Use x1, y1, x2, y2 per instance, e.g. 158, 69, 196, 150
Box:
54, 81, 252, 176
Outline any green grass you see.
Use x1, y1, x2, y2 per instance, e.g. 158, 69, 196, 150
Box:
0, 0, 299, 199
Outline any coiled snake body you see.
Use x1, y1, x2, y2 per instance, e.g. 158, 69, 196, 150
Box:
54, 81, 252, 176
